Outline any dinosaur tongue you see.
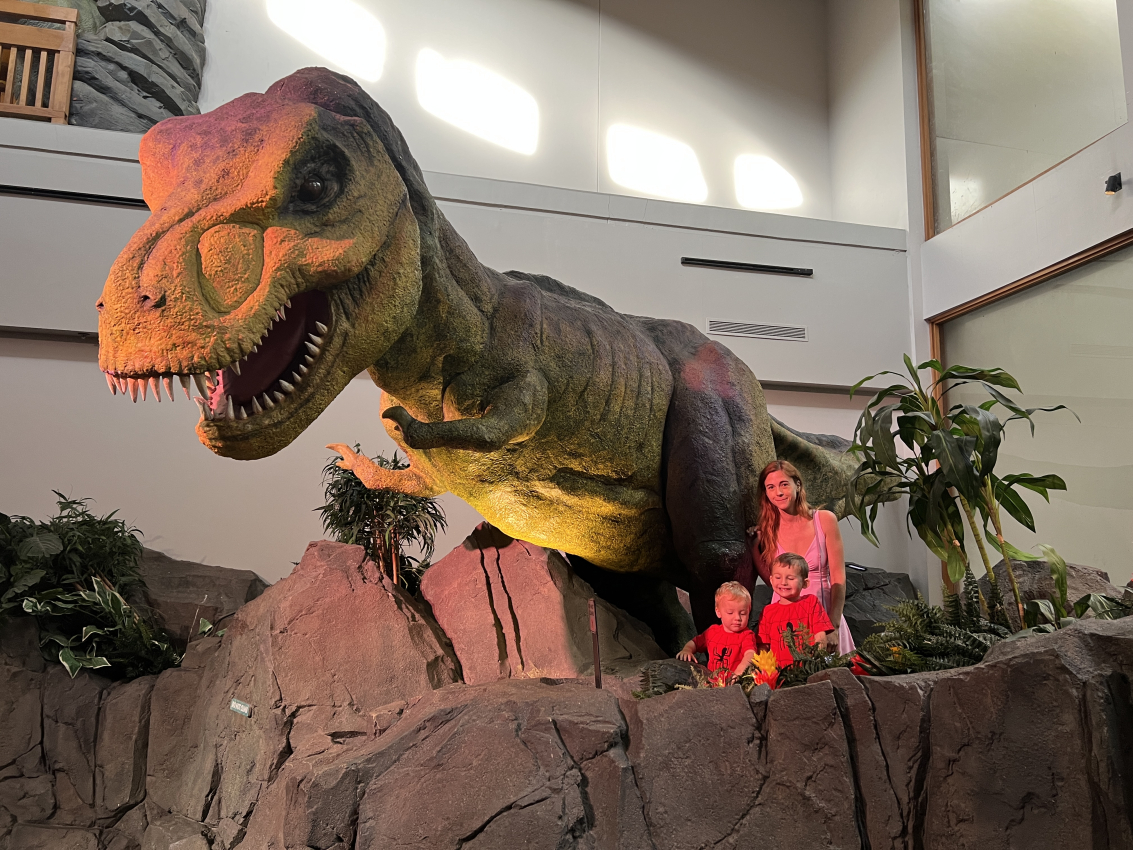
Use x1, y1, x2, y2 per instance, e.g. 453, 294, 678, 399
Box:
218, 289, 331, 410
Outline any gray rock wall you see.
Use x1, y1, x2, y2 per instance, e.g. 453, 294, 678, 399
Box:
70, 0, 207, 131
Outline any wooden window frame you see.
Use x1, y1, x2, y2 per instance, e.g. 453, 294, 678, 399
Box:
926, 224, 1133, 590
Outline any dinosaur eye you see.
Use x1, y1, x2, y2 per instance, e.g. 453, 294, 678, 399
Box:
297, 175, 326, 204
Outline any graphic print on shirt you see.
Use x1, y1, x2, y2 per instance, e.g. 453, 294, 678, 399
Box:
712, 645, 733, 670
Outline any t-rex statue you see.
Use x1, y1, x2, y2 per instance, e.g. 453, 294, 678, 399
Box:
96, 67, 856, 650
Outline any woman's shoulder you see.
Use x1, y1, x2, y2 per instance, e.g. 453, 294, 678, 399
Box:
815, 509, 839, 532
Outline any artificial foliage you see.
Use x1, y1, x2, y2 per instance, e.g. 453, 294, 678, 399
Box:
774, 624, 856, 688
0, 494, 180, 678
318, 446, 446, 594
855, 583, 1010, 676
847, 355, 1072, 627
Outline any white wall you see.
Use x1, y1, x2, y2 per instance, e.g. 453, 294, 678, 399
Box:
199, 0, 846, 219
826, 0, 909, 230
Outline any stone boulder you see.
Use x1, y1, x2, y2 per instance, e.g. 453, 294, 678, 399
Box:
842, 563, 918, 642
978, 558, 1123, 631
143, 541, 460, 847
420, 523, 666, 684
133, 548, 268, 647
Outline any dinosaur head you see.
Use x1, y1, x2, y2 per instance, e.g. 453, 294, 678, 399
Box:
98, 69, 424, 459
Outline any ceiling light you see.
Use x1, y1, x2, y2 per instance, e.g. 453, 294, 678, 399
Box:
734, 155, 802, 210
606, 125, 707, 204
416, 49, 539, 155
1105, 172, 1122, 194
267, 0, 386, 82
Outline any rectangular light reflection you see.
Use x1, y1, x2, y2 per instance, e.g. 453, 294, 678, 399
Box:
267, 0, 386, 82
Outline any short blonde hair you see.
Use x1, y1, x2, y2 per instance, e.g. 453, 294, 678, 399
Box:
773, 552, 809, 579
715, 581, 751, 606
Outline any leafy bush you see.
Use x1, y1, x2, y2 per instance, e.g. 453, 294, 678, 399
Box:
318, 446, 446, 594
1, 494, 180, 678
855, 579, 1009, 676
775, 624, 856, 688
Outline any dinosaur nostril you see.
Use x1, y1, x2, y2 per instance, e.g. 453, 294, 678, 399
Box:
138, 291, 167, 311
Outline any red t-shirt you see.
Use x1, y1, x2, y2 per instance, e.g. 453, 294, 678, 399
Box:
758, 595, 834, 668
693, 625, 756, 674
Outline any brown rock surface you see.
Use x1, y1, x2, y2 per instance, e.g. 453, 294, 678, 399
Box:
146, 540, 460, 841
95, 677, 156, 817
421, 524, 665, 683
135, 548, 269, 647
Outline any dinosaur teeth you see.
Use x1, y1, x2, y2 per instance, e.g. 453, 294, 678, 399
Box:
308, 333, 324, 346
193, 398, 209, 421
279, 304, 287, 320
237, 405, 248, 421
105, 373, 117, 395
299, 364, 309, 376
149, 376, 161, 402
226, 396, 235, 420
291, 372, 302, 384
116, 376, 128, 394
262, 393, 275, 410
285, 299, 292, 309
279, 380, 295, 394
128, 378, 139, 402
230, 361, 241, 376
179, 375, 192, 399
163, 375, 175, 401
304, 342, 320, 356
315, 321, 328, 335
193, 373, 208, 400
303, 355, 314, 366
273, 391, 286, 403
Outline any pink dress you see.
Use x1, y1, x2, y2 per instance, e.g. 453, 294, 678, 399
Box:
772, 513, 855, 654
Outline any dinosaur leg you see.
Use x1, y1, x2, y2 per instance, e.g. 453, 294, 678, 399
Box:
565, 555, 695, 656
659, 342, 776, 633
382, 372, 548, 451
325, 443, 443, 496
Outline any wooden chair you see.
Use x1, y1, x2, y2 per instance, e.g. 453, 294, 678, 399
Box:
0, 0, 77, 124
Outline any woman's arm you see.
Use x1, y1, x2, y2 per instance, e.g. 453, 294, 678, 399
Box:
820, 510, 847, 652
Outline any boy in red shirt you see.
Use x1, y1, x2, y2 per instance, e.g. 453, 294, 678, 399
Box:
676, 581, 756, 680
758, 552, 834, 668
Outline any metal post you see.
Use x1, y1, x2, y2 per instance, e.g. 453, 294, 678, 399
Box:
588, 598, 602, 689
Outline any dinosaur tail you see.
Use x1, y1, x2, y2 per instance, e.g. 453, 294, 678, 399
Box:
769, 417, 859, 518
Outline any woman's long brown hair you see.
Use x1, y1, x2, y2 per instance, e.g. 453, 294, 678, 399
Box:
755, 460, 814, 574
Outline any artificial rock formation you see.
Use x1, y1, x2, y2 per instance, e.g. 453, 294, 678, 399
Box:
1, 540, 1132, 849
420, 523, 666, 683
132, 548, 267, 647
979, 558, 1124, 631
96, 66, 862, 640
68, 0, 206, 132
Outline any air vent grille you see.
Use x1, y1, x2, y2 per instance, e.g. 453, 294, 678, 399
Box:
706, 319, 807, 342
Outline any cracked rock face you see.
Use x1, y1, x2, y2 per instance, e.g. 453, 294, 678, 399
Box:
2, 541, 1133, 849
979, 558, 1124, 631
420, 523, 666, 684
68, 0, 207, 132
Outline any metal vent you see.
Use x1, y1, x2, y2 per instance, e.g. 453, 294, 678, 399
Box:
707, 319, 807, 341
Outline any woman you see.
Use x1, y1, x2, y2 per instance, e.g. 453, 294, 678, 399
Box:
752, 460, 853, 654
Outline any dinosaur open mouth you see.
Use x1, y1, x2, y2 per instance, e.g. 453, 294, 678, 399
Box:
214, 289, 332, 421
102, 289, 334, 424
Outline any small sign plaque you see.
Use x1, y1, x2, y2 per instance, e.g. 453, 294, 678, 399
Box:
229, 698, 252, 718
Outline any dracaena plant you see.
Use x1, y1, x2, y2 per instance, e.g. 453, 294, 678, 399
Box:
318, 446, 446, 594
846, 355, 1073, 627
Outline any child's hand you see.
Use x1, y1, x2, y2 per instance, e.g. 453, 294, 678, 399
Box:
676, 649, 696, 662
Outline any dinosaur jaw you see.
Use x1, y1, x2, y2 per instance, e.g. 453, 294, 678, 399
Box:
102, 285, 352, 459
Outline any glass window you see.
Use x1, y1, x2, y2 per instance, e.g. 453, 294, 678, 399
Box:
940, 243, 1133, 586
923, 0, 1127, 234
